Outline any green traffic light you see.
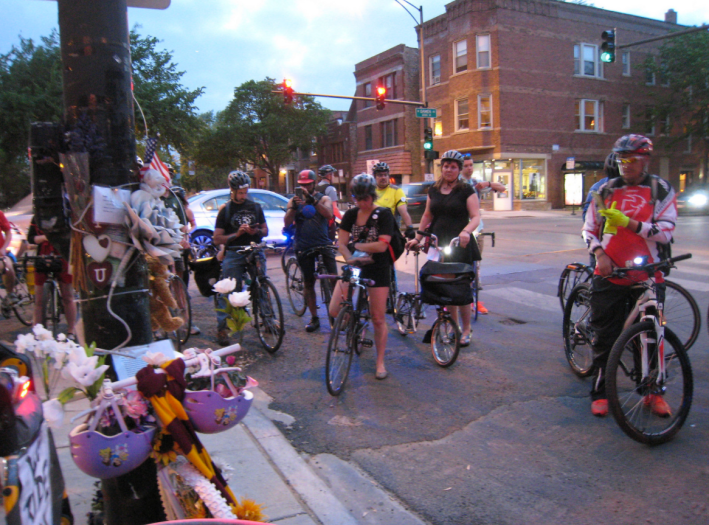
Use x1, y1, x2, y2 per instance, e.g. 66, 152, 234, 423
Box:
424, 142, 433, 150
600, 51, 615, 63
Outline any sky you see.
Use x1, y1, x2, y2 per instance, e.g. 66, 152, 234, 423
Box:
1, 0, 708, 115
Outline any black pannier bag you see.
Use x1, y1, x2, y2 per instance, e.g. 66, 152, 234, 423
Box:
419, 261, 476, 306
189, 256, 221, 297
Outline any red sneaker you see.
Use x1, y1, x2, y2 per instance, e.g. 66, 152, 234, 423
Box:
591, 399, 608, 417
643, 394, 671, 418
477, 302, 488, 314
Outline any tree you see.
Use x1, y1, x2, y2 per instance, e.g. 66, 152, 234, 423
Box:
645, 30, 709, 182
194, 78, 331, 193
0, 32, 63, 207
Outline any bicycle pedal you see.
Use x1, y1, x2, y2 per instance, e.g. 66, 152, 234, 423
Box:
360, 339, 374, 348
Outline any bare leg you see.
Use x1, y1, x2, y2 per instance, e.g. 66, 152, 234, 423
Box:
449, 305, 471, 338
368, 286, 389, 376
33, 282, 44, 326
60, 281, 77, 335
329, 280, 348, 319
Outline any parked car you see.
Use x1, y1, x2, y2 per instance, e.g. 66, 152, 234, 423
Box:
401, 181, 433, 225
676, 183, 709, 215
188, 189, 289, 257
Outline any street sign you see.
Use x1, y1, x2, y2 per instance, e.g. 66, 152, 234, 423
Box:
566, 157, 575, 170
416, 108, 437, 119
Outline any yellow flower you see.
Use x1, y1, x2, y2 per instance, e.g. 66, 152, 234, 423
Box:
234, 498, 266, 522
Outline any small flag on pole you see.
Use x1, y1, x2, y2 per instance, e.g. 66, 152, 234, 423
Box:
141, 137, 171, 185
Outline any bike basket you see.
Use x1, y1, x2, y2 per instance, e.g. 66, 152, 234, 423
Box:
420, 261, 476, 306
34, 256, 64, 274
184, 388, 253, 434
189, 256, 221, 297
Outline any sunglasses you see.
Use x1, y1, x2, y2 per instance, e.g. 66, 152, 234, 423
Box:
617, 156, 643, 165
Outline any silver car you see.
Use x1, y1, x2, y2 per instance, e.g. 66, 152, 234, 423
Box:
188, 189, 289, 257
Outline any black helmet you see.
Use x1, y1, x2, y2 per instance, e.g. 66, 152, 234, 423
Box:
604, 152, 620, 179
318, 165, 336, 176
613, 134, 653, 156
440, 150, 464, 168
170, 186, 186, 202
351, 173, 377, 199
372, 162, 390, 173
228, 170, 251, 189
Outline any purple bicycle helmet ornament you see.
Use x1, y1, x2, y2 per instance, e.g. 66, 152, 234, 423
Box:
69, 382, 157, 479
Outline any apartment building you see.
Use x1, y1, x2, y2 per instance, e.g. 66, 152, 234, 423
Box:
420, 0, 697, 209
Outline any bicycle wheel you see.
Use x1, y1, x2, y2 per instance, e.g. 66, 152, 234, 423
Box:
606, 323, 692, 446
387, 274, 398, 321
319, 275, 335, 328
325, 304, 355, 396
471, 261, 480, 322
12, 280, 33, 326
169, 276, 191, 346
285, 258, 306, 316
562, 283, 595, 378
431, 314, 460, 367
255, 279, 284, 353
395, 294, 415, 336
42, 281, 59, 337
281, 243, 295, 274
558, 264, 592, 311
663, 280, 700, 351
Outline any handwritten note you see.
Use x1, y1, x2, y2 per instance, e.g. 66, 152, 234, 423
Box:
93, 186, 131, 225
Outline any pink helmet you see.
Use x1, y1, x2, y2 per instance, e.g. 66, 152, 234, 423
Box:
184, 370, 253, 434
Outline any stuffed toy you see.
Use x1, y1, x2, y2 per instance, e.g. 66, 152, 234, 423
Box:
146, 255, 184, 332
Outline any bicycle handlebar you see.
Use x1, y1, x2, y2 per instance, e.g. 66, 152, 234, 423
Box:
316, 273, 376, 288
235, 242, 277, 254
610, 253, 692, 278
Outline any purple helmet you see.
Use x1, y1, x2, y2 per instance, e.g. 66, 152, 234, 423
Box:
184, 386, 253, 434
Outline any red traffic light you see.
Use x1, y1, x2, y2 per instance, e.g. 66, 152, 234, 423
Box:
283, 78, 294, 104
375, 86, 386, 110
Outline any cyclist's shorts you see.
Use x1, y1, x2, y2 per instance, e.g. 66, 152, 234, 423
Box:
34, 259, 72, 286
296, 248, 337, 285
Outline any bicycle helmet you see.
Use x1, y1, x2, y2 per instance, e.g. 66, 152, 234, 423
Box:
318, 164, 336, 176
227, 170, 251, 189
184, 386, 253, 434
351, 173, 377, 199
440, 150, 465, 168
297, 169, 317, 184
136, 156, 144, 168
170, 186, 186, 202
372, 162, 390, 173
604, 152, 620, 179
613, 134, 653, 156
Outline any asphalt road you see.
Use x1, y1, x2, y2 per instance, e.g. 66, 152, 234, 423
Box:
2, 210, 708, 525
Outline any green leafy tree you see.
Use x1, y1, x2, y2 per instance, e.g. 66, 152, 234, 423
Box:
0, 32, 63, 207
194, 78, 331, 194
645, 30, 709, 181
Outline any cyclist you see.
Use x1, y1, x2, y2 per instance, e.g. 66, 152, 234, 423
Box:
372, 162, 415, 237
317, 165, 342, 241
284, 170, 337, 332
581, 153, 621, 268
212, 171, 268, 346
27, 216, 78, 340
583, 134, 677, 418
331, 174, 395, 380
461, 154, 506, 314
0, 210, 18, 307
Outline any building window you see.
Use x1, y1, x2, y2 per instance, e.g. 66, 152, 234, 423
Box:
434, 111, 443, 136
622, 104, 631, 129
476, 34, 490, 69
622, 51, 631, 76
430, 54, 441, 84
454, 40, 467, 73
364, 125, 373, 150
478, 94, 492, 129
381, 119, 397, 148
573, 44, 601, 78
645, 65, 656, 85
660, 114, 670, 136
645, 106, 655, 136
575, 99, 602, 132
456, 98, 469, 131
521, 159, 546, 200
380, 72, 397, 99
363, 82, 371, 108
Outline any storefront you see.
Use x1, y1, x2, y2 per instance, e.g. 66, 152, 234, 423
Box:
561, 160, 604, 210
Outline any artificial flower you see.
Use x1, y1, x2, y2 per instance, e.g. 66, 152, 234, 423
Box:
227, 290, 250, 308
123, 390, 150, 420
14, 333, 37, 354
213, 277, 237, 295
42, 399, 65, 429
32, 324, 53, 341
142, 350, 169, 366
64, 357, 109, 387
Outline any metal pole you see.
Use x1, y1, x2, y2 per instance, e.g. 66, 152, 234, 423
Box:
419, 7, 432, 176
617, 24, 709, 49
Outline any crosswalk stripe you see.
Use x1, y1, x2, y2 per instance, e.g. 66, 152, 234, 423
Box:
484, 287, 559, 312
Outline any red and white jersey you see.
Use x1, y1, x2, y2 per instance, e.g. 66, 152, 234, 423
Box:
583, 174, 677, 285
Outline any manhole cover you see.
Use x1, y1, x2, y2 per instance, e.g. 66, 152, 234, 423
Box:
498, 317, 527, 326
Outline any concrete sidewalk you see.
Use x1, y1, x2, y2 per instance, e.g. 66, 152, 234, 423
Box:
54, 386, 428, 525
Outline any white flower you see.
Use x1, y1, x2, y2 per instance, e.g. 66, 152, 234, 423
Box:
32, 324, 53, 341
227, 290, 251, 308
37, 338, 58, 360
65, 358, 109, 388
14, 333, 37, 354
213, 277, 237, 294
42, 399, 65, 429
142, 351, 169, 366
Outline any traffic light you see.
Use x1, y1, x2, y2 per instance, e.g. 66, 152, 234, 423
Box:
283, 78, 294, 104
423, 127, 433, 151
375, 86, 386, 110
601, 29, 616, 63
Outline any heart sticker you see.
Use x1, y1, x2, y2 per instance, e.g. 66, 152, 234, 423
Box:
87, 261, 113, 290
83, 234, 112, 262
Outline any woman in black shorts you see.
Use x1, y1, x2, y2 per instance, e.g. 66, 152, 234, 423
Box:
405, 150, 481, 346
330, 174, 395, 380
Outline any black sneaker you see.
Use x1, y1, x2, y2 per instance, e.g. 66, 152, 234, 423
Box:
305, 317, 321, 332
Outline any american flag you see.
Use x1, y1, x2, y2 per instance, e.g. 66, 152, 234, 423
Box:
141, 137, 171, 185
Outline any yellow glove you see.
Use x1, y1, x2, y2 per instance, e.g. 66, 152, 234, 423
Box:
599, 201, 630, 235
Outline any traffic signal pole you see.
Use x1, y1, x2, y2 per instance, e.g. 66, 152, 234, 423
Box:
275, 91, 425, 107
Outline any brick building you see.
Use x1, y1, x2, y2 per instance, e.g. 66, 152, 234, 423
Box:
316, 109, 357, 200
352, 44, 424, 185
419, 0, 698, 209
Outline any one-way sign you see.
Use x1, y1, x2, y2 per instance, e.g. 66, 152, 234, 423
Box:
415, 108, 437, 118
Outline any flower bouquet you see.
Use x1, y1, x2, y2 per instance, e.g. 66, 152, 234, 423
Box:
213, 278, 252, 335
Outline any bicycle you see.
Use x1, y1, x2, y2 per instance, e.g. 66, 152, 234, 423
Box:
319, 265, 374, 396
394, 231, 472, 368
224, 243, 284, 353
471, 231, 495, 322
23, 255, 67, 336
0, 255, 34, 326
605, 254, 693, 445
166, 273, 191, 351
284, 246, 336, 327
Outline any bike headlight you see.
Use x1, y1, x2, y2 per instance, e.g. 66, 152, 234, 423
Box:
688, 193, 708, 207
443, 246, 451, 255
